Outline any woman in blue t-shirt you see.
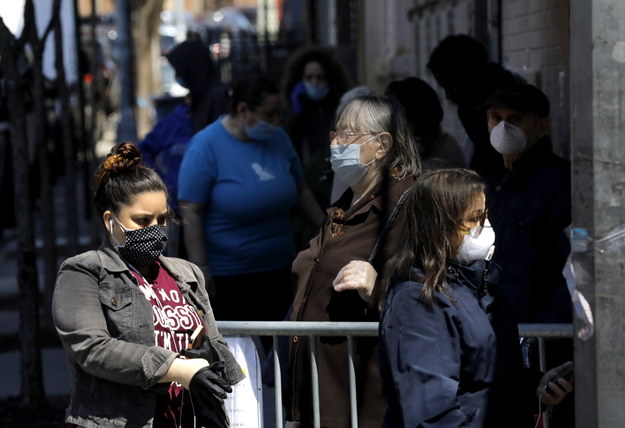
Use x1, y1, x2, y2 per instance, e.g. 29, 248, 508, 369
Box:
178, 73, 324, 334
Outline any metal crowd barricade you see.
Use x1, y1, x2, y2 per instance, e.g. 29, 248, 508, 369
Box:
217, 321, 573, 428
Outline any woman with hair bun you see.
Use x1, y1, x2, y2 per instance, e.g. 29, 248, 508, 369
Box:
52, 142, 244, 428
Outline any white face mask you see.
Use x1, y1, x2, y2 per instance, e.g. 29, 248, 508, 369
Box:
330, 135, 378, 187
489, 121, 527, 155
455, 218, 496, 263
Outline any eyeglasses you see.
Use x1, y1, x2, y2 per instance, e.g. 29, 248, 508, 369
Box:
330, 130, 378, 145
457, 210, 489, 235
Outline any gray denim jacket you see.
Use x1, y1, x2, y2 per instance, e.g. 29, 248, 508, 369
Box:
52, 246, 244, 428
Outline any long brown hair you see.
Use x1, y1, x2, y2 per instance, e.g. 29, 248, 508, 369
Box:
379, 168, 485, 308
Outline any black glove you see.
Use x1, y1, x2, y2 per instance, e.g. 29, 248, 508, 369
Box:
180, 334, 219, 363
189, 364, 232, 402
189, 364, 232, 428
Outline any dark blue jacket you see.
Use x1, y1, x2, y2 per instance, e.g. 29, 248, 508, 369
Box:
485, 136, 572, 323
379, 260, 536, 427
139, 103, 193, 214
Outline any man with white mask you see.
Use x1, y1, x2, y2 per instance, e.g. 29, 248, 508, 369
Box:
480, 83, 572, 325
480, 83, 575, 427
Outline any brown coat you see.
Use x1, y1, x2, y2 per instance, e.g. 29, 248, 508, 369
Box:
287, 176, 416, 428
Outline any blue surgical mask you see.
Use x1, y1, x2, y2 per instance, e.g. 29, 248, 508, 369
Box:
304, 82, 329, 101
330, 135, 378, 186
245, 119, 277, 141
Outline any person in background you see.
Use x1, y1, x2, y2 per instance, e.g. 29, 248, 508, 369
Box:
480, 82, 572, 325
286, 94, 421, 428
165, 39, 229, 135
378, 168, 572, 427
139, 39, 228, 257
480, 82, 574, 427
282, 46, 351, 249
177, 73, 324, 350
52, 142, 244, 428
384, 76, 465, 170
427, 34, 520, 180
282, 45, 351, 166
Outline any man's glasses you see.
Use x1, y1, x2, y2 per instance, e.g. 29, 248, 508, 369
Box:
330, 130, 378, 145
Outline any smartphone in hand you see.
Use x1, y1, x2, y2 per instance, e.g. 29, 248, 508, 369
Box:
188, 324, 206, 350
544, 363, 574, 395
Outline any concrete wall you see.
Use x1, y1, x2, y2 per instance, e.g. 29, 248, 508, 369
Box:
360, 0, 418, 92
571, 0, 625, 425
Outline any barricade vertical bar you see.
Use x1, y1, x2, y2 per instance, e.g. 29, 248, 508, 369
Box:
347, 336, 358, 428
538, 337, 550, 428
311, 336, 321, 428
274, 334, 283, 428
538, 337, 547, 372
214, 322, 572, 427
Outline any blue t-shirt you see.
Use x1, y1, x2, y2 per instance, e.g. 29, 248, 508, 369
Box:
178, 118, 303, 276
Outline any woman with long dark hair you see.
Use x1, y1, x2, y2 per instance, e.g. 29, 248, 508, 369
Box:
378, 168, 572, 427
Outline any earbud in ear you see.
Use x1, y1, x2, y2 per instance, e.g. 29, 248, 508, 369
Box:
109, 218, 113, 232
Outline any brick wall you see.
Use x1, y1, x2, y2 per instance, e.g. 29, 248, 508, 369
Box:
358, 0, 571, 160
501, 0, 571, 158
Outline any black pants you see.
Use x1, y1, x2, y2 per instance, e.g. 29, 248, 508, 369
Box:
212, 266, 294, 352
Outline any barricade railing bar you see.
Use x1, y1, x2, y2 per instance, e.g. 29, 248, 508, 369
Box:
216, 321, 573, 428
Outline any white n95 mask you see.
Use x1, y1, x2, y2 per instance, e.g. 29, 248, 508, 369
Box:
489, 121, 527, 155
456, 219, 496, 263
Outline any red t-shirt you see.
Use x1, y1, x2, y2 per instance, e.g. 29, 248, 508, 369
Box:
131, 262, 204, 428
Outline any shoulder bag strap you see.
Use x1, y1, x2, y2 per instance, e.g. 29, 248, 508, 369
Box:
367, 187, 412, 264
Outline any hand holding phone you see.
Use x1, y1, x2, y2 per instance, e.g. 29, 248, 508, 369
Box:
538, 361, 574, 405
543, 362, 573, 394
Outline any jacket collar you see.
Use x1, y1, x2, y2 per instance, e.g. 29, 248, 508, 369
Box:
98, 244, 130, 273
501, 136, 552, 187
333, 175, 417, 218
447, 258, 500, 311
97, 244, 197, 292
447, 258, 487, 291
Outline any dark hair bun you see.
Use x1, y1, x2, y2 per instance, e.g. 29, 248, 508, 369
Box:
95, 142, 142, 186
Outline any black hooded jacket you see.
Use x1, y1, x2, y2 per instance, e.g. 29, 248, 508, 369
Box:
166, 40, 229, 133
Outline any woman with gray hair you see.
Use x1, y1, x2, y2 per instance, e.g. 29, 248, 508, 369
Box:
286, 94, 421, 428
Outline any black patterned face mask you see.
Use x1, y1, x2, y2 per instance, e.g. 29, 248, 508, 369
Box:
110, 217, 168, 267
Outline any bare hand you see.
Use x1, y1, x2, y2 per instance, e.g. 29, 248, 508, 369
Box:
332, 260, 377, 304
537, 361, 574, 405
162, 357, 210, 389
